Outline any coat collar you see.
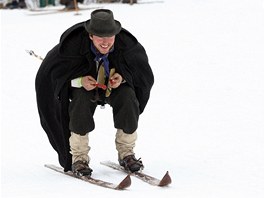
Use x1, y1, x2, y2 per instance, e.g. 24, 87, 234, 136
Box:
79, 33, 91, 55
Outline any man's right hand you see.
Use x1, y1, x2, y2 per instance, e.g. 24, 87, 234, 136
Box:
81, 76, 97, 91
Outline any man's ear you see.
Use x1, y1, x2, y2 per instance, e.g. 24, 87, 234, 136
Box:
89, 34, 93, 40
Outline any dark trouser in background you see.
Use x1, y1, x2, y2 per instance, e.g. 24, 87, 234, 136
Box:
69, 84, 140, 135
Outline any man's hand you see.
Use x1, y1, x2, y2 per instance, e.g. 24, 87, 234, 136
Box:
109, 73, 123, 89
81, 76, 97, 91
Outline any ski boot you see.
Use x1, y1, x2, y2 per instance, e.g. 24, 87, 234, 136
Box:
72, 160, 93, 176
119, 155, 144, 173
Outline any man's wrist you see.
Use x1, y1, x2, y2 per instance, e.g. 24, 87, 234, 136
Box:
71, 77, 83, 88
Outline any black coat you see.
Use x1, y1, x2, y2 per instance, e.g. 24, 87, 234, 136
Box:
35, 22, 154, 171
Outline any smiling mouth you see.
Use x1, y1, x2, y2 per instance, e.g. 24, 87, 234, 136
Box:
100, 44, 109, 49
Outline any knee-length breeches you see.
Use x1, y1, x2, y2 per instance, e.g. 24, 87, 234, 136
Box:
69, 84, 140, 135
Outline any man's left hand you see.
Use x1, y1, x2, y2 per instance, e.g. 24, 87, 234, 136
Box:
109, 73, 123, 89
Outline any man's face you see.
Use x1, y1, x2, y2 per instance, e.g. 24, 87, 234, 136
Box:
90, 35, 115, 54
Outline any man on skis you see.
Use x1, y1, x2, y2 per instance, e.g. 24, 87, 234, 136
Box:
35, 9, 154, 176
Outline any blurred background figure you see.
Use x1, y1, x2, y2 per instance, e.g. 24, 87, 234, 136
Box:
3, 0, 27, 9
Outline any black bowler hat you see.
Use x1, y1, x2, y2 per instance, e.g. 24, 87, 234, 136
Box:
84, 9, 122, 37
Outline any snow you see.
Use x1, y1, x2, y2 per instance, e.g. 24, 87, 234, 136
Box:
1, 0, 264, 197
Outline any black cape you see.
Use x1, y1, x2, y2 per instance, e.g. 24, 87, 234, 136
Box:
35, 22, 154, 171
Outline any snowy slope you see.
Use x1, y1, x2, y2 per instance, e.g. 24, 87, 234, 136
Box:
1, 0, 264, 197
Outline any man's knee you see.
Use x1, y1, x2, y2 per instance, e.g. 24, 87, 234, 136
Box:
110, 85, 139, 107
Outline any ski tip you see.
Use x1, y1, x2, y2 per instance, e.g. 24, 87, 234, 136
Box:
158, 171, 172, 187
116, 174, 131, 190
